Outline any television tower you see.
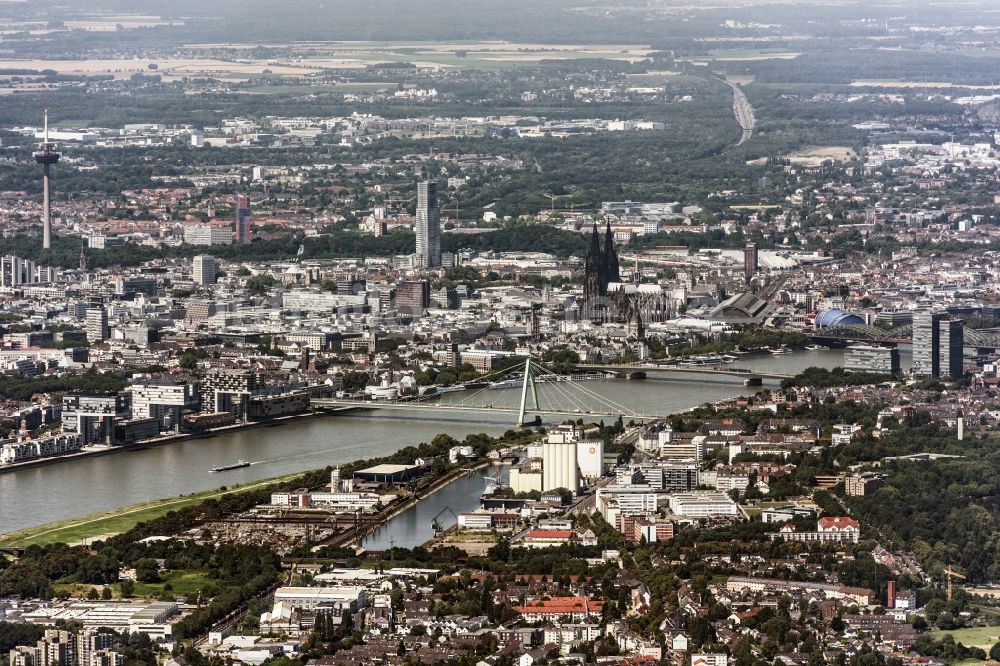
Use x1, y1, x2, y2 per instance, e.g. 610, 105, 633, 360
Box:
34, 108, 60, 250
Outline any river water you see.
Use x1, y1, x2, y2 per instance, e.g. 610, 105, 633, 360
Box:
362, 466, 509, 551
0, 349, 869, 534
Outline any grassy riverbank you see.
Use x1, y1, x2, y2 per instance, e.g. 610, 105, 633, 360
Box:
0, 473, 300, 548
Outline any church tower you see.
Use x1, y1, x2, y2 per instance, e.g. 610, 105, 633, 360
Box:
584, 223, 602, 301
628, 307, 645, 341
603, 219, 620, 288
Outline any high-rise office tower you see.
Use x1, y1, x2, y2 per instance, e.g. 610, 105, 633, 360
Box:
415, 180, 441, 268
913, 311, 964, 378
744, 242, 758, 284
235, 194, 251, 245
193, 255, 217, 286
939, 317, 964, 379
1, 255, 37, 287
396, 280, 431, 316
85, 297, 109, 343
34, 108, 60, 250
912, 311, 941, 378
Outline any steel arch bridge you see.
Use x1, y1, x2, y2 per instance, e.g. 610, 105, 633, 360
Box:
815, 324, 1000, 347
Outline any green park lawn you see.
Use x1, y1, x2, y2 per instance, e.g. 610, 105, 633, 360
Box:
932, 625, 1000, 649
132, 569, 215, 599
52, 569, 214, 600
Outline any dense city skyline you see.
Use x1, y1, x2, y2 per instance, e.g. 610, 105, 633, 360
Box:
3, 3, 1000, 666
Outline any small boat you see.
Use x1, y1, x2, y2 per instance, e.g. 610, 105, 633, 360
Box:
210, 459, 251, 473
434, 385, 467, 394
805, 344, 827, 351
770, 347, 793, 355
682, 355, 725, 365
489, 379, 522, 390
536, 373, 607, 383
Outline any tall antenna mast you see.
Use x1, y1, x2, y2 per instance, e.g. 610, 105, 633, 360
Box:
35, 106, 60, 250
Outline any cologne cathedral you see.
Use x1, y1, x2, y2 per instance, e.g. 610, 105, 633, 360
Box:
583, 220, 621, 301
581, 220, 668, 332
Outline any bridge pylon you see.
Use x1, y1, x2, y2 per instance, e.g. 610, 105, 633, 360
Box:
517, 358, 539, 426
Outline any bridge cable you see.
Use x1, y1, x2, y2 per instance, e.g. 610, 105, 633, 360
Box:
529, 362, 626, 414
529, 361, 636, 416
450, 363, 522, 407
539, 372, 590, 415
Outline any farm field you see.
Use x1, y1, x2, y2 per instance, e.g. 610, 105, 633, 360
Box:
785, 146, 857, 167
849, 80, 1000, 89
186, 41, 655, 70
0, 58, 324, 80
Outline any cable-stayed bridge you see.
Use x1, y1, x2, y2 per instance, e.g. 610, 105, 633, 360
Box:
312, 360, 666, 426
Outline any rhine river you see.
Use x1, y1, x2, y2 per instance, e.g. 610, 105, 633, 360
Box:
0, 349, 896, 534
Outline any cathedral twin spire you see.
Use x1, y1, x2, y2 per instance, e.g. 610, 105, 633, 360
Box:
584, 220, 621, 300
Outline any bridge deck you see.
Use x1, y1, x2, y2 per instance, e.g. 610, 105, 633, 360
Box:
576, 364, 792, 380
312, 399, 661, 420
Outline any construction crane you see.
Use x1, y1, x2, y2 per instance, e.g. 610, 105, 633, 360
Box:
431, 507, 457, 535
543, 191, 575, 215
544, 192, 559, 214
384, 195, 416, 214
945, 566, 966, 602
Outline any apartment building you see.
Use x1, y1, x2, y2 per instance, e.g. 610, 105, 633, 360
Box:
62, 393, 130, 445
128, 381, 197, 432
667, 492, 739, 518
184, 224, 233, 246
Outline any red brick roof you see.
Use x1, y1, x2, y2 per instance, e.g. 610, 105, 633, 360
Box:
513, 574, 589, 582
525, 530, 573, 540
513, 596, 605, 616
818, 516, 859, 530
